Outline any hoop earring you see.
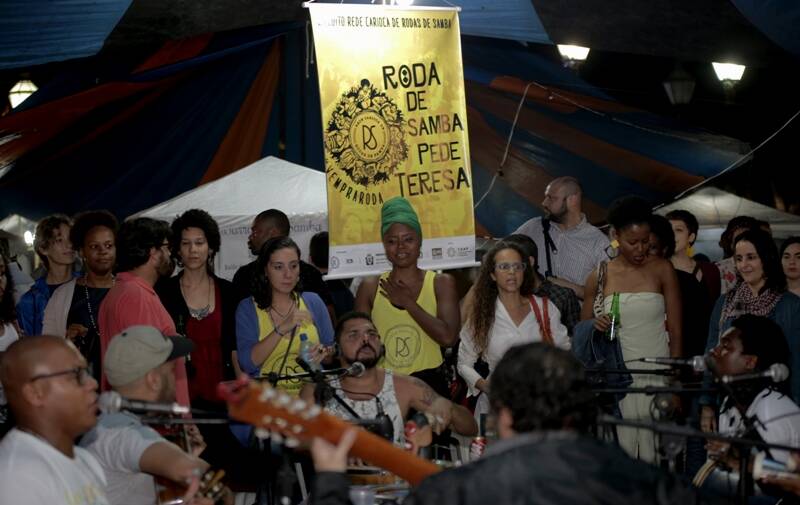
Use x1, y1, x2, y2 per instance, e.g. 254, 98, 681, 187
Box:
610, 239, 619, 249
686, 245, 695, 258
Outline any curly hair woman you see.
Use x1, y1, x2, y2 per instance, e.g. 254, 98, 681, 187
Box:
458, 241, 569, 417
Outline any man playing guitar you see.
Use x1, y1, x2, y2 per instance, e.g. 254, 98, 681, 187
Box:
81, 325, 223, 505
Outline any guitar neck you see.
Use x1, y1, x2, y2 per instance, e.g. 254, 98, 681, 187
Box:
222, 381, 441, 486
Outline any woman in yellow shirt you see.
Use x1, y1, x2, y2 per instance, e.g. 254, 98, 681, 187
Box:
355, 197, 460, 396
235, 237, 334, 395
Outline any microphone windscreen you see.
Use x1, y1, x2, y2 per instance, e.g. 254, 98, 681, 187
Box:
349, 361, 366, 377
97, 391, 121, 414
771, 363, 790, 382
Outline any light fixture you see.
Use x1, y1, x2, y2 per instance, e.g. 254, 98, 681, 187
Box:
8, 80, 38, 108
663, 64, 695, 105
24, 230, 34, 246
712, 62, 746, 82
712, 62, 745, 102
557, 44, 590, 69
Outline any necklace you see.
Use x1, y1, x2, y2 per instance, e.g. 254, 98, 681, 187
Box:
269, 302, 295, 320
181, 275, 213, 320
83, 275, 114, 355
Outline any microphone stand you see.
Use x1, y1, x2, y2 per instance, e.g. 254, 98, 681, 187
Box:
704, 358, 767, 504
590, 386, 718, 395
585, 367, 680, 376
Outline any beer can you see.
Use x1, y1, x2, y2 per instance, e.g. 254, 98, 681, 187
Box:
470, 436, 486, 459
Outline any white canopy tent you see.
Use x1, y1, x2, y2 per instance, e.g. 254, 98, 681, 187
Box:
656, 187, 800, 260
132, 156, 328, 280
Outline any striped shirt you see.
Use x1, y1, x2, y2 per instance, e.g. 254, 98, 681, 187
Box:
514, 215, 609, 287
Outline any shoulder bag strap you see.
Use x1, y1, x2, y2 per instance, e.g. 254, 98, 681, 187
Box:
529, 295, 553, 345
542, 218, 556, 278
592, 261, 608, 317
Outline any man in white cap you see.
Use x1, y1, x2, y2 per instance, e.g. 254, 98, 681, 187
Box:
80, 325, 217, 505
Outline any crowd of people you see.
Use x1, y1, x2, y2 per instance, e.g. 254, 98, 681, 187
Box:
1, 175, 800, 504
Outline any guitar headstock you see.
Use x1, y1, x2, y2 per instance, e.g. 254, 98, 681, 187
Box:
218, 377, 328, 447
218, 376, 442, 486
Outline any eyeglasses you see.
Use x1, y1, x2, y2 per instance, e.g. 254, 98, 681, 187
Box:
29, 367, 91, 386
495, 262, 526, 272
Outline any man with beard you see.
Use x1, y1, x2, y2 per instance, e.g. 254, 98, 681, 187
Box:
0, 336, 110, 504
300, 311, 476, 445
309, 343, 721, 505
513, 176, 608, 299
80, 326, 217, 505
232, 209, 333, 310
98, 218, 190, 406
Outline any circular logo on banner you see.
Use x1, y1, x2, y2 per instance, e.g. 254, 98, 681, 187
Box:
383, 324, 422, 369
324, 79, 408, 187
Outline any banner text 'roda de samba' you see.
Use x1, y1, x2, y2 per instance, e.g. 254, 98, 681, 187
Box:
308, 3, 475, 278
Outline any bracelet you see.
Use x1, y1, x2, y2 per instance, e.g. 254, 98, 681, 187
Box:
274, 326, 284, 337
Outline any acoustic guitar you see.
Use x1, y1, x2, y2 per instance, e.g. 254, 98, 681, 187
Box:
217, 377, 442, 486
154, 422, 231, 505
157, 468, 228, 505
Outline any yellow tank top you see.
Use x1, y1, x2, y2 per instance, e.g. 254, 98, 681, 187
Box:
372, 270, 443, 375
255, 296, 320, 395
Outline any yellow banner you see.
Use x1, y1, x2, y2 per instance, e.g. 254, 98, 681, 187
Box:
309, 4, 475, 278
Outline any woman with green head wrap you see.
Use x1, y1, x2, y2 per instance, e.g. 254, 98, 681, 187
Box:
354, 197, 461, 397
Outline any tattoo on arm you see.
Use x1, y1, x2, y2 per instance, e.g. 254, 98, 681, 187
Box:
411, 377, 438, 407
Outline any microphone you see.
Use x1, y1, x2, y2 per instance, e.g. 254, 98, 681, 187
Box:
347, 361, 366, 378
373, 397, 395, 442
721, 363, 790, 384
640, 356, 706, 372
98, 391, 190, 415
295, 358, 366, 378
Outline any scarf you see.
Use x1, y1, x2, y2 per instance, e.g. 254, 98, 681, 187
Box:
720, 282, 782, 323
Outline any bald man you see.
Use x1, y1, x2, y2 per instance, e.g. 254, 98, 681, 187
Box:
0, 336, 110, 504
513, 176, 609, 299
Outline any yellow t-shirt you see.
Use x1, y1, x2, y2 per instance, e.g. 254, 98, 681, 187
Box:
372, 270, 443, 375
255, 297, 320, 395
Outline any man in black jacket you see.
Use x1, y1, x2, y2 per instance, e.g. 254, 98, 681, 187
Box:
310, 343, 721, 505
232, 209, 333, 311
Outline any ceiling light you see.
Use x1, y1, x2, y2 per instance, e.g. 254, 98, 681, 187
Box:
8, 80, 38, 108
712, 62, 745, 82
557, 45, 590, 62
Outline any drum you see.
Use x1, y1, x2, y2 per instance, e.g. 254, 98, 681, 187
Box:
692, 460, 742, 499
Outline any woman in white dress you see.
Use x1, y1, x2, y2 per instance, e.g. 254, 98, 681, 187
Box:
458, 241, 569, 417
582, 197, 682, 463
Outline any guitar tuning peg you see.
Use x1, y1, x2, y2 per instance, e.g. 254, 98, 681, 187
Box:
262, 415, 273, 426
289, 398, 307, 413
259, 388, 276, 402
254, 428, 271, 440
274, 417, 288, 429
275, 395, 291, 408
302, 405, 322, 420
271, 432, 284, 444
285, 437, 300, 448
291, 424, 304, 435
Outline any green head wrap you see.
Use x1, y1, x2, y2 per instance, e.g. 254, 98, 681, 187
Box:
381, 197, 422, 238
